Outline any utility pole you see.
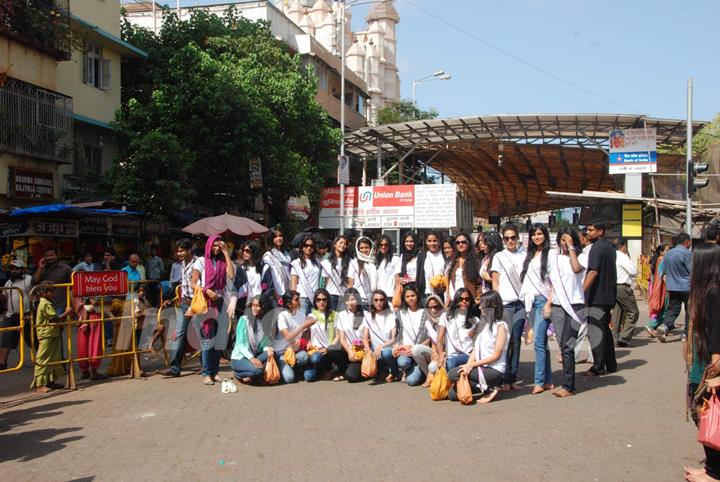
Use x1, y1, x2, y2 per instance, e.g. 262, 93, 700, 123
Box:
685, 78, 693, 237
338, 1, 346, 234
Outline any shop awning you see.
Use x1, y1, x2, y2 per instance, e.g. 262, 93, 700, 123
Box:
10, 204, 143, 217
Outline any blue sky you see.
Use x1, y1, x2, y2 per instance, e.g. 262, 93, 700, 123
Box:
154, 0, 719, 121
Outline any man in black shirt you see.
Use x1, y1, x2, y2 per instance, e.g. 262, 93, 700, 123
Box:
582, 220, 618, 376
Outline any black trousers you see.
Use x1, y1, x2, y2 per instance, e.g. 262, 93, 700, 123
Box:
447, 366, 503, 401
344, 361, 365, 383
588, 304, 617, 373
662, 290, 689, 334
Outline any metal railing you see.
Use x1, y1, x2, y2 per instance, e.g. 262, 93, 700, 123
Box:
0, 287, 26, 374
0, 77, 74, 163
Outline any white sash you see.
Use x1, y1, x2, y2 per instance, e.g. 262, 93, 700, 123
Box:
364, 312, 391, 345
310, 317, 331, 348
321, 260, 346, 295
549, 253, 582, 324
399, 310, 420, 345
527, 263, 551, 300
496, 251, 522, 298
340, 311, 362, 344
295, 259, 319, 300
266, 250, 290, 292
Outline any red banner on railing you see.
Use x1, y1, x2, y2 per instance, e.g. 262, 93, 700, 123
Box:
72, 271, 129, 297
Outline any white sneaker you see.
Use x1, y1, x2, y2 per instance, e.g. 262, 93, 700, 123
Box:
221, 378, 231, 394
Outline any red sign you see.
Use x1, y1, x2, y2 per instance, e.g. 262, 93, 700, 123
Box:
9, 167, 54, 200
320, 187, 358, 209
73, 271, 129, 297
369, 185, 415, 207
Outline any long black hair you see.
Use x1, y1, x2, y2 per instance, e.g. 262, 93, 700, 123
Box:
650, 244, 668, 274
478, 290, 503, 329
298, 233, 319, 269
313, 288, 332, 313
555, 227, 581, 255
266, 225, 286, 251
448, 287, 475, 328
447, 232, 480, 286
369, 289, 389, 320
399, 231, 420, 276
241, 240, 263, 274
521, 223, 550, 282
481, 231, 503, 266
690, 243, 720, 363
400, 283, 421, 310
375, 234, 394, 266
330, 235, 350, 280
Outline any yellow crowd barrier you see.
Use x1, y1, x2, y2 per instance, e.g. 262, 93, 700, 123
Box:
0, 287, 26, 374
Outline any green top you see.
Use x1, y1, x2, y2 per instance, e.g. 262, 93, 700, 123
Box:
35, 297, 59, 339
231, 315, 270, 361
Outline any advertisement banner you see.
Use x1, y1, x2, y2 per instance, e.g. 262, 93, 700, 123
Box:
8, 167, 54, 200
249, 159, 263, 189
73, 271, 129, 297
337, 155, 350, 185
319, 184, 457, 229
608, 128, 657, 174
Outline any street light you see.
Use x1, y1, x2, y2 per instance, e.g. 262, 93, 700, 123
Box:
412, 70, 452, 105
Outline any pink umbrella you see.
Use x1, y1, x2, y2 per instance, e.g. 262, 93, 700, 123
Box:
182, 214, 269, 237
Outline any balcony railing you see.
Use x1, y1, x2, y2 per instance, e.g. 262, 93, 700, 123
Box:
0, 77, 74, 163
0, 0, 72, 60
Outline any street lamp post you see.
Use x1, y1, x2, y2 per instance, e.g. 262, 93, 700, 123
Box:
412, 70, 452, 105
339, 0, 347, 235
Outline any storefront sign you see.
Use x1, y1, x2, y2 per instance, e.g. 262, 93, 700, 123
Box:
31, 219, 79, 237
609, 128, 657, 174
73, 270, 129, 297
111, 218, 140, 237
0, 221, 29, 237
319, 184, 457, 229
79, 218, 108, 235
8, 167, 54, 200
337, 155, 350, 185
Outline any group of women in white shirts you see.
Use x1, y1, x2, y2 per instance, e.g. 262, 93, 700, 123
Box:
225, 222, 593, 402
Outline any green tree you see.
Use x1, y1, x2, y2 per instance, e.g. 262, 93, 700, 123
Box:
96, 7, 340, 223
376, 99, 438, 125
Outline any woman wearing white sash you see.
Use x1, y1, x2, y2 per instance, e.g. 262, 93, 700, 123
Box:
336, 288, 367, 382
547, 228, 585, 397
362, 289, 399, 383
520, 223, 554, 394
303, 288, 343, 382
290, 234, 322, 315
395, 231, 421, 296
347, 237, 376, 307
445, 232, 480, 305
412, 294, 444, 386
448, 291, 509, 404
436, 288, 477, 370
422, 231, 446, 302
374, 235, 400, 299
262, 226, 291, 306
320, 236, 350, 311
394, 284, 427, 386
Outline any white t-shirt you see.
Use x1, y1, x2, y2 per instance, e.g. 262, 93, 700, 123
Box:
474, 319, 509, 374
362, 310, 395, 351
578, 245, 592, 283
262, 249, 291, 297
519, 255, 552, 311
446, 265, 465, 301
290, 258, 321, 300
348, 259, 376, 302
321, 258, 345, 296
336, 309, 364, 345
548, 250, 585, 306
237, 264, 268, 299
394, 256, 418, 281
4, 275, 32, 315
273, 309, 307, 352
439, 311, 476, 358
490, 248, 526, 305
424, 251, 446, 295
398, 308, 424, 345
375, 256, 399, 298
425, 318, 440, 345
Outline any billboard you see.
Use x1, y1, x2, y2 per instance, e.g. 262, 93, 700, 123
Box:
608, 128, 657, 174
318, 184, 457, 229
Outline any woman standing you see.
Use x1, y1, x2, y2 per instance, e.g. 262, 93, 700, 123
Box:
547, 228, 585, 397
362, 289, 399, 383
304, 288, 345, 382
448, 290, 509, 404
395, 232, 421, 297
412, 294, 445, 386
437, 288, 477, 370
336, 288, 366, 382
273, 290, 313, 383
423, 231, 447, 302
262, 226, 292, 306
194, 235, 235, 386
347, 237, 376, 308
520, 224, 554, 394
230, 295, 277, 383
684, 243, 720, 482
445, 232, 480, 305
290, 234, 321, 315
646, 244, 670, 336
375, 235, 400, 299
320, 236, 350, 311
394, 284, 427, 386
478, 231, 503, 294
233, 241, 271, 314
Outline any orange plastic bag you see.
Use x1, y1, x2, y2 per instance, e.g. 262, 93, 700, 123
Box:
429, 367, 450, 401
264, 355, 281, 384
456, 371, 473, 405
190, 287, 208, 315
283, 346, 296, 367
361, 351, 377, 378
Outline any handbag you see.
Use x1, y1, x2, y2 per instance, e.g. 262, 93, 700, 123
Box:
698, 391, 720, 450
429, 367, 450, 401
391, 283, 403, 308
263, 355, 281, 384
361, 351, 377, 378
190, 287, 208, 315
456, 371, 473, 405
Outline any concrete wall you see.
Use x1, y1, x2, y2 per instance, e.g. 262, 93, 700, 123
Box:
0, 37, 58, 91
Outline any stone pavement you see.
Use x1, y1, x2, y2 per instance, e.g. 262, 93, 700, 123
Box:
0, 303, 703, 481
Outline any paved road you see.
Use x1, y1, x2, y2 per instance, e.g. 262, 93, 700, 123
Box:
0, 303, 702, 481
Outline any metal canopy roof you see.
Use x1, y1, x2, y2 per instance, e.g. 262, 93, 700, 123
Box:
344, 114, 706, 217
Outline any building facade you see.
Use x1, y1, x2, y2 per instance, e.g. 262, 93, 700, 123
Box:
123, 0, 401, 126
0, 0, 147, 209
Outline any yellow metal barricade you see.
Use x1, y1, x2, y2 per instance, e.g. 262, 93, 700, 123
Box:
0, 287, 26, 374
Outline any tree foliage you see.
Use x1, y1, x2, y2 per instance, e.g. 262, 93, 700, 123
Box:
98, 7, 340, 223
376, 99, 438, 125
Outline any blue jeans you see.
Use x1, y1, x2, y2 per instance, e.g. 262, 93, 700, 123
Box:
231, 351, 271, 380
397, 355, 425, 386
532, 295, 552, 386
447, 353, 469, 370
502, 300, 526, 385
199, 298, 225, 378
278, 350, 309, 383
304, 351, 325, 382
379, 347, 400, 378
300, 298, 313, 316
329, 294, 340, 312
168, 302, 192, 375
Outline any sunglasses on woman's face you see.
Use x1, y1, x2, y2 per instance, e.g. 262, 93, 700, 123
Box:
316, 297, 328, 302
455, 239, 469, 245
459, 296, 472, 302
304, 243, 315, 248
373, 298, 385, 303
503, 235, 518, 242
243, 248, 252, 253
379, 242, 390, 247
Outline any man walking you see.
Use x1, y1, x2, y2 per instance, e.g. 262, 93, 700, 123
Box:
582, 220, 617, 376
656, 232, 692, 342
612, 239, 639, 347
0, 260, 32, 369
